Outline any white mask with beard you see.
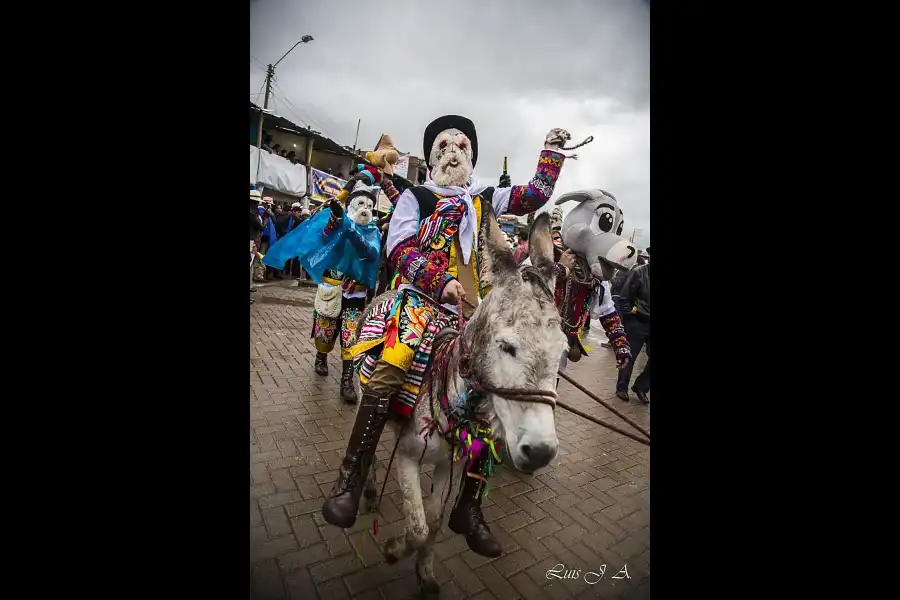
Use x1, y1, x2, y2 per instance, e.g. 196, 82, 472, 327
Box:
429, 128, 474, 187
346, 191, 375, 227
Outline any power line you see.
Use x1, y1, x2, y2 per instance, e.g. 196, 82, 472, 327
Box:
270, 87, 333, 139
250, 79, 266, 103
270, 82, 344, 142
272, 92, 330, 139
249, 55, 267, 72
281, 88, 345, 137
290, 95, 346, 137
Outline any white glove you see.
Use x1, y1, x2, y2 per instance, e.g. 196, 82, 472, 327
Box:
544, 128, 572, 150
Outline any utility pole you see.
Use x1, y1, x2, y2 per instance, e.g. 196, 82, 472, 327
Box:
263, 64, 274, 109
352, 118, 361, 153
254, 35, 314, 182
255, 63, 274, 169
630, 228, 643, 243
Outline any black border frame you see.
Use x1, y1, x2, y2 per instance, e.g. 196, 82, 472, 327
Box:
33, 1, 837, 597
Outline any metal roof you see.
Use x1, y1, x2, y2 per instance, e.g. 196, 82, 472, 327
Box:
250, 102, 414, 189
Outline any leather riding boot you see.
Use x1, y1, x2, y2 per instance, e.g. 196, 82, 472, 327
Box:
314, 352, 329, 376
339, 360, 357, 403
448, 457, 502, 558
321, 391, 390, 528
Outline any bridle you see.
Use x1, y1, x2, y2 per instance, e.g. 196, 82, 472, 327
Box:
455, 320, 558, 409
423, 291, 559, 410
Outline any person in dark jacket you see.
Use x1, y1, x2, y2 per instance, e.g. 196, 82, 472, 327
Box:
255, 198, 278, 282
614, 247, 650, 404
273, 203, 306, 279
249, 190, 265, 299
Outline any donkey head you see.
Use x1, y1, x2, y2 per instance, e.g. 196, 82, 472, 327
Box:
464, 208, 567, 473
554, 189, 638, 281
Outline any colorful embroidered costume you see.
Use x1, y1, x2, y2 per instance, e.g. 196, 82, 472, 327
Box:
262, 168, 382, 399
552, 262, 628, 368
351, 149, 565, 418
544, 234, 630, 370
322, 115, 570, 560
546, 188, 639, 382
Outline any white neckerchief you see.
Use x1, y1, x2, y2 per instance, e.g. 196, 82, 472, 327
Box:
421, 170, 488, 265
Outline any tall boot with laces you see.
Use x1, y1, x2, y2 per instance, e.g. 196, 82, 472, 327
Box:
339, 360, 357, 404
314, 352, 329, 376
448, 453, 502, 558
321, 391, 390, 528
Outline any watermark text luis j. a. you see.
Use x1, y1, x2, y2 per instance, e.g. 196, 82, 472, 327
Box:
546, 563, 631, 585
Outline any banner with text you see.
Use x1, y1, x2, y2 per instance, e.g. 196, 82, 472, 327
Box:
310, 168, 348, 203
392, 153, 410, 179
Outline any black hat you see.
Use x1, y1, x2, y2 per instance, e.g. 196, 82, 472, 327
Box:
645, 247, 650, 256
423, 115, 478, 167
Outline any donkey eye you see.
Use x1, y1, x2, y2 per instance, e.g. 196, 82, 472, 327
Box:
499, 342, 517, 357
597, 212, 614, 232
616, 222, 624, 236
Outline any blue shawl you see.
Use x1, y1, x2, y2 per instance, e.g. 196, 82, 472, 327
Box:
262, 210, 381, 289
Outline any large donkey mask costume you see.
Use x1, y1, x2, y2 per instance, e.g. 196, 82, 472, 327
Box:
548, 189, 638, 372
555, 188, 637, 281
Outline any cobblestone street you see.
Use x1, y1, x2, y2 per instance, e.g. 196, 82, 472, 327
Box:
250, 281, 650, 600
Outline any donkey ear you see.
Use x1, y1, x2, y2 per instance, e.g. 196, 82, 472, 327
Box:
554, 189, 609, 206
480, 201, 518, 282
527, 212, 556, 283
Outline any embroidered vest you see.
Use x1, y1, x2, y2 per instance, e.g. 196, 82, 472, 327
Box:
402, 187, 496, 303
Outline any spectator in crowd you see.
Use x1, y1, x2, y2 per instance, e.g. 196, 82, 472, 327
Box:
272, 203, 300, 280
255, 197, 278, 282
262, 133, 274, 153
614, 247, 651, 404
286, 150, 296, 162
513, 229, 529, 264
272, 144, 282, 156
249, 189, 265, 300
603, 251, 647, 346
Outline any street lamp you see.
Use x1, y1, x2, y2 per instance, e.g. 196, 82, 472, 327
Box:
273, 35, 314, 69
254, 36, 314, 181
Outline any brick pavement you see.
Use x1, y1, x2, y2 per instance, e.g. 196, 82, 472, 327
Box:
250, 282, 650, 599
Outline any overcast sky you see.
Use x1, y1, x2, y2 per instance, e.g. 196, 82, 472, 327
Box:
250, 0, 650, 248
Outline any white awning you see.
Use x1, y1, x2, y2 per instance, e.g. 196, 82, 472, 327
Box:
249, 145, 307, 197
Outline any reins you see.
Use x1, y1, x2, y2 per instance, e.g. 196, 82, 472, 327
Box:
423, 294, 559, 409
458, 296, 650, 446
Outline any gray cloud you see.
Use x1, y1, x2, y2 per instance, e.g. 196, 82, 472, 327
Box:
251, 0, 649, 247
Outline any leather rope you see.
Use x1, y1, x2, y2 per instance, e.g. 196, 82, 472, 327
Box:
559, 135, 594, 151
460, 297, 650, 445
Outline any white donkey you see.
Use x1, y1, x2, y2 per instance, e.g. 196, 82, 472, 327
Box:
359, 210, 567, 595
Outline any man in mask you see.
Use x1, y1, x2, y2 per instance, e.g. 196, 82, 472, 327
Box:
321, 115, 572, 558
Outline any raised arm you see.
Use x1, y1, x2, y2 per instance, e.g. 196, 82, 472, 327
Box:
492, 128, 572, 217
386, 189, 454, 299
493, 150, 565, 216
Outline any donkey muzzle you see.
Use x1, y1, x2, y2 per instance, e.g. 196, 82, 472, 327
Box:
517, 441, 558, 472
